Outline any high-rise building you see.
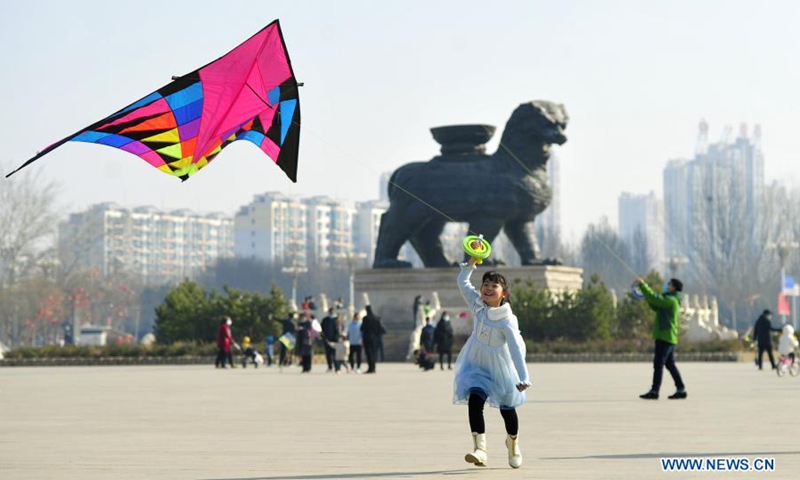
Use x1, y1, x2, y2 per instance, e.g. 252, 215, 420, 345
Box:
59, 203, 233, 284
303, 196, 355, 266
379, 172, 392, 202
663, 123, 765, 266
354, 200, 388, 265
234, 193, 358, 267
618, 191, 665, 271
234, 192, 308, 266
535, 154, 561, 257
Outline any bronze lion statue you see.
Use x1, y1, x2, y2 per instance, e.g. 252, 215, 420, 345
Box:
373, 100, 568, 268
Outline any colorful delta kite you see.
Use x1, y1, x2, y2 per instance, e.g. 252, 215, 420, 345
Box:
7, 20, 300, 182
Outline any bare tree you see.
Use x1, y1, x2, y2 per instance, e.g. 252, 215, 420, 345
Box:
665, 172, 785, 326
0, 166, 60, 345
579, 217, 632, 292
629, 226, 650, 275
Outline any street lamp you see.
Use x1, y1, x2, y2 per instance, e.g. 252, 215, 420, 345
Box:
344, 251, 368, 316
281, 260, 307, 311
664, 256, 689, 279
766, 240, 799, 326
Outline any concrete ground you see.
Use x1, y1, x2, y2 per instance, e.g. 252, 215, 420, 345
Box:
1, 361, 799, 480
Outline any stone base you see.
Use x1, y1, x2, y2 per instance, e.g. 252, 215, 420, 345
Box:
354, 265, 583, 360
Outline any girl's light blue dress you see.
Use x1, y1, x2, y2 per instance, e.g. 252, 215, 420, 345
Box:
453, 263, 531, 409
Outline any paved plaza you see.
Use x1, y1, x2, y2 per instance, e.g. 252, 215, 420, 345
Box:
2, 361, 800, 479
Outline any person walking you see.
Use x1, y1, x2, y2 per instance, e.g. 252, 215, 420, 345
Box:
265, 334, 275, 367
752, 309, 782, 370
348, 312, 363, 373
215, 316, 235, 369
321, 308, 339, 372
434, 311, 455, 370
636, 278, 687, 400
361, 305, 385, 374
296, 315, 314, 373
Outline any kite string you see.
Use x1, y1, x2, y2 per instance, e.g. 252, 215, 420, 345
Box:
253, 83, 645, 276
246, 82, 480, 237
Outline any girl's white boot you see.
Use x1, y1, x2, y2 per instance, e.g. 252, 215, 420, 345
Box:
506, 434, 522, 468
464, 432, 488, 467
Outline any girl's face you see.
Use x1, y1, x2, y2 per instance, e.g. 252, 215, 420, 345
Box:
481, 279, 507, 307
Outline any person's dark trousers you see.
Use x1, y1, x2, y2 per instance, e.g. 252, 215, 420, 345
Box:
652, 339, 685, 393
324, 343, 336, 371
266, 349, 273, 366
757, 343, 776, 370
301, 355, 312, 372
349, 344, 362, 370
278, 343, 289, 366
439, 351, 452, 370
225, 351, 234, 368
215, 348, 226, 367
363, 340, 377, 372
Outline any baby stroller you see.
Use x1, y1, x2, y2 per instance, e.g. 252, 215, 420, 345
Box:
241, 337, 263, 368
777, 324, 799, 377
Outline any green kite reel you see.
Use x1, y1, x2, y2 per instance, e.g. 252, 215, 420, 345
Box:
462, 234, 492, 264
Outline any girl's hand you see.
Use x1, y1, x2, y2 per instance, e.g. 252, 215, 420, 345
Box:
516, 383, 529, 392
468, 256, 478, 266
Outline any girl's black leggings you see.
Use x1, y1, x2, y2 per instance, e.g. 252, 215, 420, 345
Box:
468, 393, 518, 435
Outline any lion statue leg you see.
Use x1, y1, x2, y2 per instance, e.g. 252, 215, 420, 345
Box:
373, 204, 429, 268
503, 218, 541, 265
409, 218, 449, 267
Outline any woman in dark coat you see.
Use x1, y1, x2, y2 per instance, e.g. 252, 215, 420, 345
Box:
296, 316, 314, 373
360, 305, 385, 374
433, 311, 455, 370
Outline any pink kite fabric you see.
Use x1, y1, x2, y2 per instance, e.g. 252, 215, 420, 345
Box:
8, 20, 300, 182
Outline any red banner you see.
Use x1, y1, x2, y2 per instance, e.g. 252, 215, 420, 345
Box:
778, 294, 791, 316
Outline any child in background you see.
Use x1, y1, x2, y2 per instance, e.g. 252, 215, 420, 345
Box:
778, 324, 799, 363
265, 334, 275, 367
327, 334, 351, 375
241, 336, 258, 368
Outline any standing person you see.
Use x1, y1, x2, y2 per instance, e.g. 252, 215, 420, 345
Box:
348, 313, 363, 373
637, 278, 687, 400
752, 309, 782, 370
265, 334, 275, 367
296, 315, 314, 373
454, 256, 530, 469
361, 305, 385, 374
434, 311, 455, 370
321, 308, 339, 372
420, 317, 435, 353
216, 316, 235, 369
278, 313, 297, 366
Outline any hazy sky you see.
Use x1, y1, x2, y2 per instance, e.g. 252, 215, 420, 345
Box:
2, 1, 798, 242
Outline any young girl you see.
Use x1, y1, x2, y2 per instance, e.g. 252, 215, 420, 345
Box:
454, 255, 531, 469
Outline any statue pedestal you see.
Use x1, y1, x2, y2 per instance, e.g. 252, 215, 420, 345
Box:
354, 265, 583, 360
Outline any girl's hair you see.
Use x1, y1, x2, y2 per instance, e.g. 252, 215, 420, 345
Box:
481, 270, 510, 304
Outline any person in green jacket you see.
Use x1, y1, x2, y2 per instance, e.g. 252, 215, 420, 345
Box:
636, 277, 687, 400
